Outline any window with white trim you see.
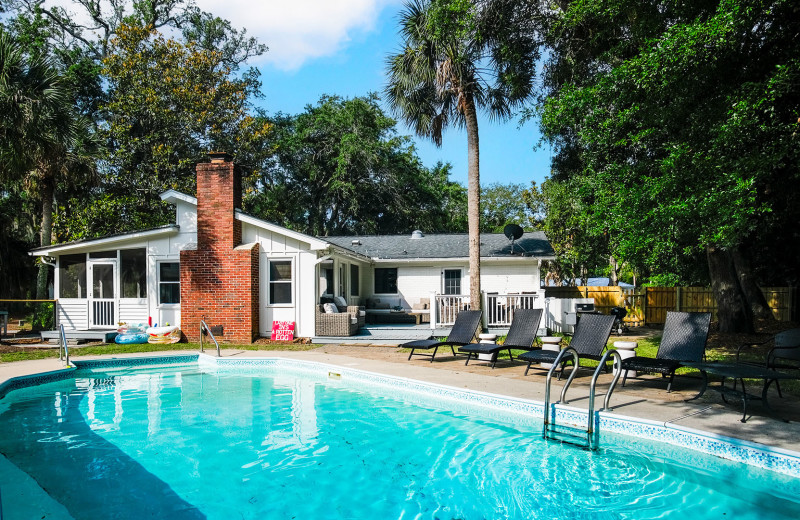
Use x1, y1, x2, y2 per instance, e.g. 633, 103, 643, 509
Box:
443, 269, 461, 295
269, 260, 293, 304
158, 262, 180, 304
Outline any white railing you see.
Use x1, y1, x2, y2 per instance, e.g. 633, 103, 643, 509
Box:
485, 293, 540, 327
92, 301, 115, 327
434, 294, 471, 327
428, 292, 543, 329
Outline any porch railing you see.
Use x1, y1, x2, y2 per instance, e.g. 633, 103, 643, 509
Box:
434, 295, 471, 327
432, 292, 542, 328
485, 293, 540, 327
92, 301, 115, 327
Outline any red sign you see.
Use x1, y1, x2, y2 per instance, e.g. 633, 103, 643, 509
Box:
271, 321, 295, 341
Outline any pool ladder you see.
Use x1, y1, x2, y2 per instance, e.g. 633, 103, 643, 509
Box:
542, 348, 622, 450
200, 318, 221, 356
58, 324, 70, 366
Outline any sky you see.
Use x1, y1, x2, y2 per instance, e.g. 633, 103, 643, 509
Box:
195, 0, 553, 187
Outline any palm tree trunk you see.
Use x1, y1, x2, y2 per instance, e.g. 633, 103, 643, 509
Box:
36, 179, 54, 299
464, 96, 481, 312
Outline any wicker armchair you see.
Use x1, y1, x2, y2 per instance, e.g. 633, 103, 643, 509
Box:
315, 304, 359, 336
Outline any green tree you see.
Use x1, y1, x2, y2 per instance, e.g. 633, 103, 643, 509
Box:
245, 94, 464, 236
0, 28, 100, 298
57, 22, 271, 239
480, 183, 538, 233
533, 0, 800, 331
386, 0, 539, 309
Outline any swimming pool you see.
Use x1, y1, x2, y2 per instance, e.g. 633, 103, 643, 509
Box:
1, 357, 800, 519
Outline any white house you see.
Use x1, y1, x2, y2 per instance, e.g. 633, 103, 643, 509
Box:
30, 154, 555, 342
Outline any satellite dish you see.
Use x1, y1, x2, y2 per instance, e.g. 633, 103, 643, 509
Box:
504, 224, 524, 254
504, 224, 524, 241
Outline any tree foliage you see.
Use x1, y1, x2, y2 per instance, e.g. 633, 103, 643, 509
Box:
530, 0, 799, 329
480, 182, 538, 233
244, 94, 467, 237
47, 22, 270, 240
0, 27, 100, 297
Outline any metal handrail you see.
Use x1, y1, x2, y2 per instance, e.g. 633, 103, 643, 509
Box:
59, 324, 70, 366
587, 349, 622, 444
543, 346, 579, 431
200, 319, 220, 357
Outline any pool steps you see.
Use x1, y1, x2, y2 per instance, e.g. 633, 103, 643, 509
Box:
542, 348, 623, 450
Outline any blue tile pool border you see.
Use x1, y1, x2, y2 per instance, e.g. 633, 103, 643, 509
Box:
2, 353, 799, 478
0, 367, 76, 400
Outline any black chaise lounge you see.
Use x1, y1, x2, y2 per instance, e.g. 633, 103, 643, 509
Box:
621, 311, 711, 392
401, 310, 482, 362
458, 309, 543, 368
518, 313, 616, 376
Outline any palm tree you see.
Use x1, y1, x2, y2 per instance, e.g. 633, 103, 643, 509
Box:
1, 29, 100, 298
386, 0, 538, 310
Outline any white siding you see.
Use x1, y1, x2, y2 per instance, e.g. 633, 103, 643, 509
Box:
296, 252, 318, 338
57, 300, 88, 329
243, 225, 306, 253
118, 300, 149, 325
249, 220, 320, 338
175, 201, 196, 232
395, 265, 451, 307
481, 263, 540, 294
364, 260, 542, 311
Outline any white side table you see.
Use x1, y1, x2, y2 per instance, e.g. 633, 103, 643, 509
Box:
613, 341, 638, 377
478, 333, 497, 361
540, 336, 562, 368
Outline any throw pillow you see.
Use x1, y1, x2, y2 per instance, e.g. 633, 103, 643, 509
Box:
323, 303, 339, 314
334, 296, 348, 308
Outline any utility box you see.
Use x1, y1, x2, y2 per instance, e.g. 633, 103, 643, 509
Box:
545, 297, 595, 334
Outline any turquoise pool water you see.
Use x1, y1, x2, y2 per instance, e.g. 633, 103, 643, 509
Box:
1, 365, 799, 519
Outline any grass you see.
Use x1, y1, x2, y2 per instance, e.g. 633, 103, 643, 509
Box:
0, 341, 317, 363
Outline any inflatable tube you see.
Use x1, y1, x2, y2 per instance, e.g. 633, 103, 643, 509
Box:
147, 325, 182, 344
115, 332, 149, 344
117, 323, 146, 334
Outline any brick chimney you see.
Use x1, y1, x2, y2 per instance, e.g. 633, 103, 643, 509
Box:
196, 152, 242, 249
180, 153, 259, 344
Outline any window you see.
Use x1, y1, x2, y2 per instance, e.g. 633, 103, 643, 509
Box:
320, 263, 334, 296
59, 254, 86, 298
159, 262, 180, 304
269, 260, 292, 304
443, 269, 461, 295
350, 264, 359, 296
374, 268, 398, 294
120, 249, 146, 298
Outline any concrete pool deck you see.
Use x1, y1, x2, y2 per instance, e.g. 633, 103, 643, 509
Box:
2, 345, 800, 454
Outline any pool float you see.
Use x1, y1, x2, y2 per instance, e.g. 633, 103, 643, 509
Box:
117, 322, 147, 334
146, 325, 182, 344
115, 332, 149, 344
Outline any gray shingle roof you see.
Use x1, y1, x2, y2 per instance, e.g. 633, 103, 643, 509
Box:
322, 231, 554, 260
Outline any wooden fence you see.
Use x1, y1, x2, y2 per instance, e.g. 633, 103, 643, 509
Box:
543, 286, 796, 325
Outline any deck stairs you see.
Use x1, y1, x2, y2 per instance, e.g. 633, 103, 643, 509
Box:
40, 329, 118, 344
